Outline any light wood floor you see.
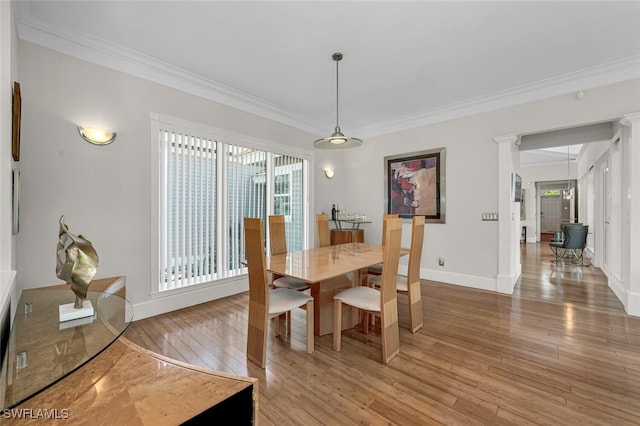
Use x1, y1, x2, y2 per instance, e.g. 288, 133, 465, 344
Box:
125, 243, 640, 425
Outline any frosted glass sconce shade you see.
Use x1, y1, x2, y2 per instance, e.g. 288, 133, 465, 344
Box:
78, 126, 116, 145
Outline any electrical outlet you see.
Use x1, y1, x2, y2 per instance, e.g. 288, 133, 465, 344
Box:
438, 257, 445, 266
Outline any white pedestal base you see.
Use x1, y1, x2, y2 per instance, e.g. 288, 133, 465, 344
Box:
59, 300, 94, 322
59, 315, 95, 330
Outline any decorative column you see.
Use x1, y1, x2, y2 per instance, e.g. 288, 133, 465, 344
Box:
494, 134, 520, 294
620, 112, 640, 316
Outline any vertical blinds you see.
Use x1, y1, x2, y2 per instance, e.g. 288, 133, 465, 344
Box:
158, 125, 306, 292
159, 130, 217, 291
224, 145, 267, 276
274, 154, 305, 252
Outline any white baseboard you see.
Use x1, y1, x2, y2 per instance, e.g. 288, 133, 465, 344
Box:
496, 268, 520, 295
423, 268, 497, 292
133, 267, 500, 321
604, 274, 640, 317
608, 274, 627, 307
628, 291, 640, 317
132, 276, 248, 321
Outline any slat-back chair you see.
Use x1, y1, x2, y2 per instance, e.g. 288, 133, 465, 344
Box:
402, 215, 425, 333
268, 215, 311, 291
333, 217, 403, 364
316, 213, 331, 248
368, 213, 399, 275
372, 215, 425, 333
244, 217, 314, 368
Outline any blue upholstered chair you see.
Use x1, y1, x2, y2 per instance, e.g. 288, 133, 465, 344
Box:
549, 225, 588, 264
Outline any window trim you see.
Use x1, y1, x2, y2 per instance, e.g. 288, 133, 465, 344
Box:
150, 113, 313, 296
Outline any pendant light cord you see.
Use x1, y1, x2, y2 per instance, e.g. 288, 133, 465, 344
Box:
567, 146, 570, 190
335, 56, 340, 130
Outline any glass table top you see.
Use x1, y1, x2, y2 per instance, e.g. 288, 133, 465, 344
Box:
1, 288, 133, 409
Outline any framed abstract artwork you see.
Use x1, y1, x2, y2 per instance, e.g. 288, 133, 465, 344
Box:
384, 147, 446, 223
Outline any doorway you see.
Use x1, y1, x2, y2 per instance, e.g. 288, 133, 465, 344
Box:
536, 180, 577, 241
540, 193, 561, 234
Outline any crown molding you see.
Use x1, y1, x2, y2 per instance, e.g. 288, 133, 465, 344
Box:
16, 15, 325, 136
493, 134, 519, 145
16, 14, 640, 139
520, 159, 574, 168
620, 112, 640, 126
356, 56, 640, 139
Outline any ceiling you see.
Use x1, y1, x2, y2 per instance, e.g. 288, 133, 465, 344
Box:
13, 1, 640, 140
519, 144, 583, 168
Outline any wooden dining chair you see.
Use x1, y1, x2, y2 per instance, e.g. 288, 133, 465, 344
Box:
244, 218, 314, 368
367, 213, 399, 275
268, 215, 311, 291
316, 213, 331, 248
370, 215, 425, 333
333, 217, 403, 364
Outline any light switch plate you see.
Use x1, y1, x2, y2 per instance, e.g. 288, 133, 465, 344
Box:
482, 212, 499, 221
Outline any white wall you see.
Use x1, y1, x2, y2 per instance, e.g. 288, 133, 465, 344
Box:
325, 114, 503, 291
15, 38, 640, 318
16, 42, 317, 319
0, 1, 19, 321
578, 123, 637, 314
579, 140, 610, 175
314, 79, 640, 293
620, 114, 640, 316
577, 139, 610, 259
313, 150, 349, 220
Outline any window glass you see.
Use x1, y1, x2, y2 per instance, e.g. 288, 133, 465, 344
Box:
156, 120, 307, 292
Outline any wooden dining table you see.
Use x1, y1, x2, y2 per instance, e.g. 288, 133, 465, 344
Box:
266, 242, 387, 336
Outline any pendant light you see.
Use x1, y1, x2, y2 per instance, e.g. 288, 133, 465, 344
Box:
314, 52, 363, 149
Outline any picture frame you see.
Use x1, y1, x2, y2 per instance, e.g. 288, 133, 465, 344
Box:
384, 147, 446, 223
512, 172, 522, 202
12, 81, 21, 162
12, 168, 20, 235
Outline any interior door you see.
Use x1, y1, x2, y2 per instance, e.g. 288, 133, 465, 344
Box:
540, 195, 561, 233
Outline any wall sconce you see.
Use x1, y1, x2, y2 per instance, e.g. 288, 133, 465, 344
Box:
324, 169, 335, 179
78, 126, 116, 145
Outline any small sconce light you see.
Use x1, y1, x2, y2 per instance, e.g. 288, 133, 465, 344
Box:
324, 169, 335, 179
78, 126, 116, 145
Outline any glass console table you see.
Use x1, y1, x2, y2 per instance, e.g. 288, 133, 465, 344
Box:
1, 277, 256, 424
1, 286, 132, 409
332, 219, 371, 230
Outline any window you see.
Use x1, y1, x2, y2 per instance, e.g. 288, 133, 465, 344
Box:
157, 130, 216, 291
273, 155, 305, 252
152, 115, 309, 293
274, 174, 290, 216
